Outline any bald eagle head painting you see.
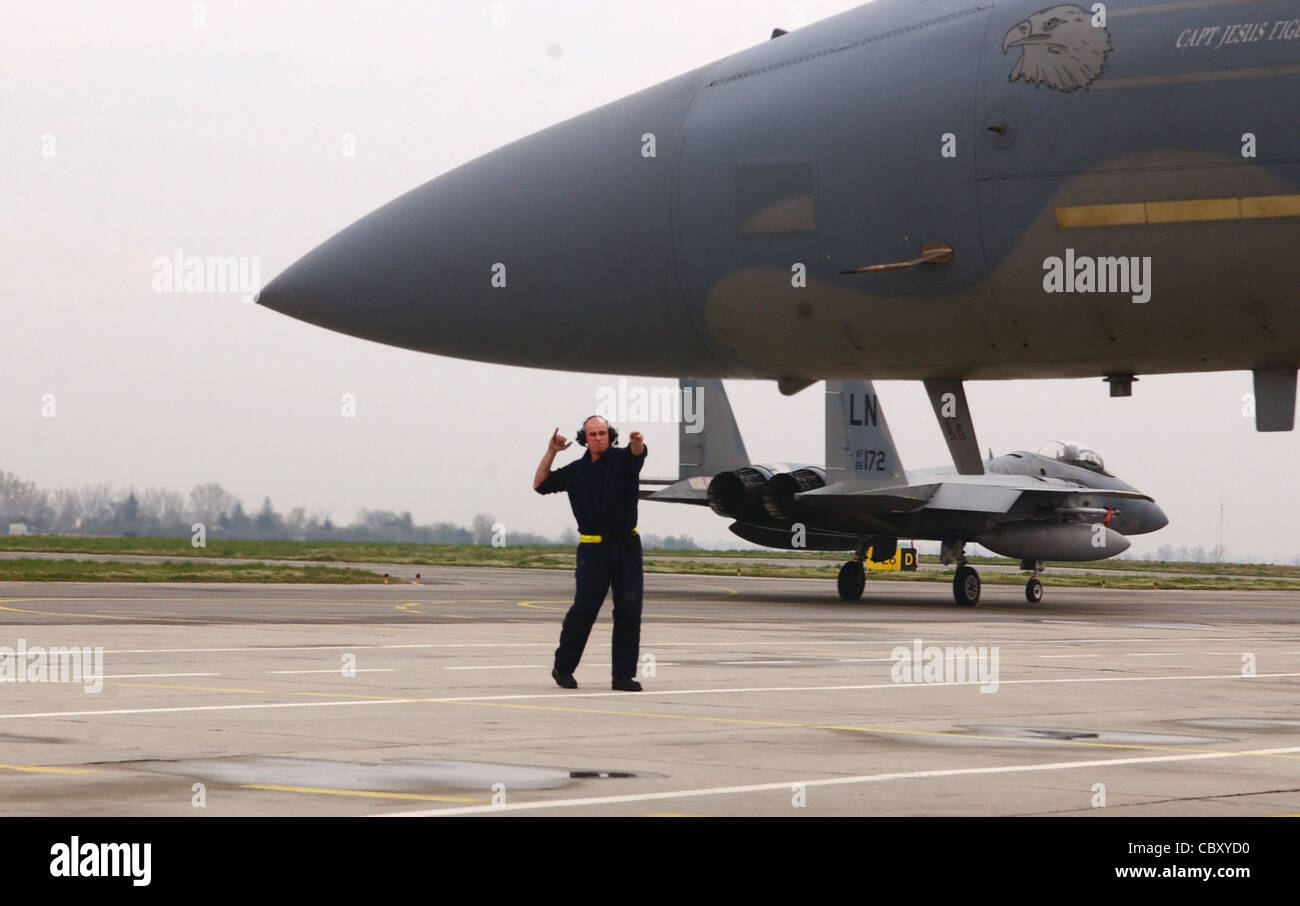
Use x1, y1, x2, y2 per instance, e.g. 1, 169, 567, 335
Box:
1003, 4, 1111, 92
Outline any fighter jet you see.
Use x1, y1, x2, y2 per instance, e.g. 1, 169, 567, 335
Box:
256, 0, 1300, 441
643, 380, 1167, 605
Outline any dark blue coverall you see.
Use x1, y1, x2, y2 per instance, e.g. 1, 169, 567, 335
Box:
534, 444, 647, 680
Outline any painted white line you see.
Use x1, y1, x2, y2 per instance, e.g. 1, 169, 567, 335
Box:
102, 673, 220, 679
446, 664, 680, 671
89, 636, 1300, 656
100, 644, 549, 654
719, 660, 804, 665
3, 672, 1299, 722
267, 669, 396, 675
381, 745, 1300, 817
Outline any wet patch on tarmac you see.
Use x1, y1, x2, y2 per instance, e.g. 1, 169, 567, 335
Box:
1178, 718, 1300, 730
962, 725, 1228, 745
130, 757, 663, 791
0, 731, 67, 745
842, 724, 1232, 749
1111, 622, 1221, 631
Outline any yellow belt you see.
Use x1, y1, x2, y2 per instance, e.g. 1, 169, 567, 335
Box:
579, 527, 638, 543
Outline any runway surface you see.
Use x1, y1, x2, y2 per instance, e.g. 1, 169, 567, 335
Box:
1, 566, 1298, 816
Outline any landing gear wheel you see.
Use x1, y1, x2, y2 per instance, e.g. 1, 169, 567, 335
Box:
1025, 577, 1043, 604
837, 560, 865, 601
953, 565, 980, 606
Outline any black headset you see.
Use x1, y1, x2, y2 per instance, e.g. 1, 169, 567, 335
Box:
575, 415, 618, 447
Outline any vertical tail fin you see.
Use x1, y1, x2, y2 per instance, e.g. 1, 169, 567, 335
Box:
679, 379, 749, 478
825, 380, 905, 485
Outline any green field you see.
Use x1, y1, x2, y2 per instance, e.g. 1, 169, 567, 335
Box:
0, 536, 1297, 590
0, 558, 383, 583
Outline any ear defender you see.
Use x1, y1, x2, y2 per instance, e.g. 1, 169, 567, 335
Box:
575, 418, 617, 447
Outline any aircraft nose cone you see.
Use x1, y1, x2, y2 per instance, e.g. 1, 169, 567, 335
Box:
1117, 499, 1168, 535
258, 66, 718, 376
1147, 503, 1169, 533
256, 184, 441, 351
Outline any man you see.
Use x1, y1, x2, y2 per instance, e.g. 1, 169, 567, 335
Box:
533, 416, 646, 691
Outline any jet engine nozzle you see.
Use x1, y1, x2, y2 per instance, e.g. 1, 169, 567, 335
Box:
707, 467, 774, 521
762, 467, 826, 520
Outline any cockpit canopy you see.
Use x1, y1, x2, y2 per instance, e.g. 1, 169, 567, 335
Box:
1036, 440, 1109, 475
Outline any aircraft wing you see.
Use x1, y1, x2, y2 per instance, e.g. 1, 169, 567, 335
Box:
798, 475, 1152, 516
641, 475, 711, 504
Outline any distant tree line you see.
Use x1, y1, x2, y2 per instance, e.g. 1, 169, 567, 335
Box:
1143, 544, 1221, 564
0, 471, 699, 550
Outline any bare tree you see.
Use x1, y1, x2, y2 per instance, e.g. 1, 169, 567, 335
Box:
0, 472, 51, 527
141, 488, 186, 526
189, 483, 240, 527
79, 484, 116, 525
50, 488, 83, 532
471, 513, 496, 544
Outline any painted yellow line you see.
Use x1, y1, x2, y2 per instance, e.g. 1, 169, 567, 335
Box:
645, 812, 703, 817
448, 699, 1300, 761
241, 784, 477, 803
1147, 197, 1242, 223
108, 680, 392, 700
390, 744, 1300, 817
516, 600, 570, 613
1242, 194, 1300, 219
395, 601, 471, 619
1054, 203, 1146, 228
0, 763, 97, 775
516, 599, 729, 621
1056, 193, 1300, 229
0, 601, 247, 625
0, 603, 156, 622
1110, 0, 1265, 16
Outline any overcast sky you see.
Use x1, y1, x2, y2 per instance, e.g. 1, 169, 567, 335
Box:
3, 1, 1297, 559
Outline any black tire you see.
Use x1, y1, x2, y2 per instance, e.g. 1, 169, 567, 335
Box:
837, 561, 865, 601
953, 565, 980, 606
1025, 577, 1043, 604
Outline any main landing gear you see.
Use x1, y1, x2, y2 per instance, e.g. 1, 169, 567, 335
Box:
837, 539, 867, 601
943, 540, 980, 606
1022, 559, 1045, 604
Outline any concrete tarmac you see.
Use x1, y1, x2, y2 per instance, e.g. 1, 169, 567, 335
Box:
1, 566, 1298, 816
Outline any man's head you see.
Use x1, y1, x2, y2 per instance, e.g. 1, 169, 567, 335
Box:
580, 415, 612, 457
